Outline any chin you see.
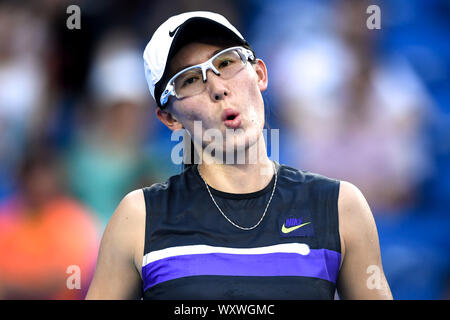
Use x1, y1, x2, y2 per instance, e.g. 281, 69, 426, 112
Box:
200, 119, 265, 164
220, 124, 263, 162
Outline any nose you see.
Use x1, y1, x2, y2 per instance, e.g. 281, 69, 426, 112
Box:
205, 69, 230, 102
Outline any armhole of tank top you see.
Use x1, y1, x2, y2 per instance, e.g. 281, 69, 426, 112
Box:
141, 187, 152, 258
332, 179, 342, 257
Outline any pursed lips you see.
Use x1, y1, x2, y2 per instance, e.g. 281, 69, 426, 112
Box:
221, 108, 242, 129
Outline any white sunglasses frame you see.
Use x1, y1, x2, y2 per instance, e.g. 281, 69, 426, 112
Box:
160, 46, 255, 106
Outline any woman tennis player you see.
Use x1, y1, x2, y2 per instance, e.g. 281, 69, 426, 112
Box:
86, 11, 393, 300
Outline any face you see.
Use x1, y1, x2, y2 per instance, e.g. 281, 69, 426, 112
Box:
156, 42, 268, 158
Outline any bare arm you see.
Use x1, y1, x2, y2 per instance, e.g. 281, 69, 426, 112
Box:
85, 190, 145, 299
337, 181, 393, 299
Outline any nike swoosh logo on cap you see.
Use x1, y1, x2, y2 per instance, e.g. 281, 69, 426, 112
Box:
281, 222, 311, 234
169, 25, 181, 37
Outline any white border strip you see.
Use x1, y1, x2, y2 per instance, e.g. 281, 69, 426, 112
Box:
143, 243, 310, 267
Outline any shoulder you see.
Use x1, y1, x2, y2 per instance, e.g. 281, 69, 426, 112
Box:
335, 181, 393, 299
337, 181, 373, 225
85, 189, 146, 299
103, 189, 146, 250
114, 189, 146, 218
124, 189, 145, 208
337, 180, 378, 258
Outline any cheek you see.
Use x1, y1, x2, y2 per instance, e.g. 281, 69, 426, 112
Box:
172, 100, 203, 123
236, 73, 265, 124
172, 100, 215, 135
235, 67, 264, 103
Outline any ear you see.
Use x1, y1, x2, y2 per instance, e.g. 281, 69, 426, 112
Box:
253, 59, 268, 92
155, 107, 184, 131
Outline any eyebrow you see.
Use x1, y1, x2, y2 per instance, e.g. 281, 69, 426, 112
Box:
172, 48, 223, 76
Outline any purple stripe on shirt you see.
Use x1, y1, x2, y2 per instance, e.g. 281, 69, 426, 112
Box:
142, 248, 341, 292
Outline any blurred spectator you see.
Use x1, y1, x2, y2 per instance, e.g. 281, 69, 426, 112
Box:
0, 1, 49, 200
249, 0, 434, 213
0, 144, 99, 299
64, 31, 160, 231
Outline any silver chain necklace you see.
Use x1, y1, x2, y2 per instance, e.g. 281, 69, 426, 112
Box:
197, 162, 277, 231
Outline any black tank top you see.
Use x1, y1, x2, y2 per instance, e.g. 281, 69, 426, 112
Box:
141, 161, 341, 299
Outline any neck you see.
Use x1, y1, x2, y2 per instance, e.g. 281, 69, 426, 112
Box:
196, 135, 275, 194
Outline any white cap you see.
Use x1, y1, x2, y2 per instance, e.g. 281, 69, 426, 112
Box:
143, 11, 250, 106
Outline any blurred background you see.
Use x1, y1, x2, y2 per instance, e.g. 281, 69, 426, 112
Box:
0, 0, 448, 299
